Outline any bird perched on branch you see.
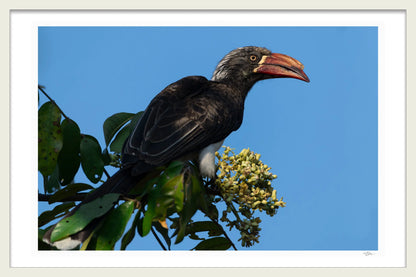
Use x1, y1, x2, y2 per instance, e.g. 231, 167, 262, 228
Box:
43, 46, 309, 249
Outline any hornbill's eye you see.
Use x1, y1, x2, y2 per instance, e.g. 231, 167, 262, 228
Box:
249, 55, 258, 62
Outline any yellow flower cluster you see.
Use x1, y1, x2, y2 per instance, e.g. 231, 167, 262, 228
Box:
215, 146, 286, 247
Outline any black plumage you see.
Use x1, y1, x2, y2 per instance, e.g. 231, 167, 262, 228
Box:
43, 46, 309, 249
122, 76, 245, 176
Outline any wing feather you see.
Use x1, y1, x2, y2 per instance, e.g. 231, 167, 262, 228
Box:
122, 76, 242, 174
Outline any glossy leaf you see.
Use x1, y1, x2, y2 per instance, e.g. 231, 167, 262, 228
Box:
142, 199, 156, 236
121, 211, 141, 250
47, 183, 94, 204
193, 237, 232, 250
57, 119, 81, 186
162, 161, 185, 180
38, 202, 75, 227
109, 126, 131, 153
80, 135, 104, 183
174, 167, 205, 244
38, 101, 63, 177
109, 111, 144, 153
103, 112, 135, 146
94, 200, 135, 250
136, 215, 145, 237
142, 195, 173, 237
160, 175, 184, 212
142, 161, 186, 237
50, 193, 120, 242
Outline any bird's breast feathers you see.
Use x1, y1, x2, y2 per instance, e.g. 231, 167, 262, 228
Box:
198, 140, 224, 178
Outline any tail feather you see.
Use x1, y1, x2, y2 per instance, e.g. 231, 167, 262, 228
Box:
42, 167, 141, 250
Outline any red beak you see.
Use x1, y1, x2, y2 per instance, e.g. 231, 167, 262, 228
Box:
254, 53, 310, 82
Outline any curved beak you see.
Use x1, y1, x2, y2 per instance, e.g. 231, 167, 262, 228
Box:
254, 53, 310, 82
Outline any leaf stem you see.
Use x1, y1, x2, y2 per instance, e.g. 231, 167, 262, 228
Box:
151, 226, 167, 251
211, 217, 237, 251
103, 168, 111, 179
209, 187, 239, 250
38, 85, 70, 120
227, 201, 243, 223
203, 192, 238, 250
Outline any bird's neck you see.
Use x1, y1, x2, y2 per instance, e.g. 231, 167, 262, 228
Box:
211, 73, 258, 100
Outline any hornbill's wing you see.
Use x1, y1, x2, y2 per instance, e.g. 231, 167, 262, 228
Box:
122, 76, 242, 176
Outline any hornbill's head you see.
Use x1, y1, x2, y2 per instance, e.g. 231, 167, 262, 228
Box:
212, 46, 309, 93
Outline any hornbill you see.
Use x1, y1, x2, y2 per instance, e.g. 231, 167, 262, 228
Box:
43, 46, 309, 249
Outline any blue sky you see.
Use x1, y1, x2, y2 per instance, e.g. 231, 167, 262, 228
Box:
38, 26, 378, 250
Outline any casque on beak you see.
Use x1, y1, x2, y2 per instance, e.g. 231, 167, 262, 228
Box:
254, 53, 310, 82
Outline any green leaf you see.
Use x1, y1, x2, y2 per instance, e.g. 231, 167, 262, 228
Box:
188, 232, 204, 241
163, 161, 185, 179
47, 183, 94, 204
142, 161, 185, 229
174, 166, 205, 244
101, 148, 112, 165
109, 126, 131, 153
103, 112, 135, 146
136, 215, 145, 237
144, 163, 186, 236
44, 164, 61, 193
38, 101, 63, 177
94, 200, 135, 250
129, 111, 144, 130
57, 119, 81, 186
193, 237, 232, 250
143, 195, 175, 237
50, 193, 120, 242
191, 174, 209, 212
79, 231, 96, 250
186, 221, 223, 237
109, 111, 144, 153
142, 199, 156, 237
121, 210, 141, 250
160, 175, 184, 212
38, 202, 75, 227
80, 135, 104, 183
175, 203, 197, 244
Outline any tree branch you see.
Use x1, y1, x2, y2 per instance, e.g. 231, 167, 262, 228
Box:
38, 85, 70, 120
103, 168, 111, 179
151, 227, 167, 251
38, 192, 88, 202
209, 216, 238, 251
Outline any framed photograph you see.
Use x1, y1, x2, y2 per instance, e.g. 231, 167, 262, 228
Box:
7, 5, 410, 273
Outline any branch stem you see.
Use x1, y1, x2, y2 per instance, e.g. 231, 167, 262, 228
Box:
210, 217, 238, 251
38, 192, 88, 202
103, 168, 111, 179
151, 227, 167, 251
38, 85, 70, 120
